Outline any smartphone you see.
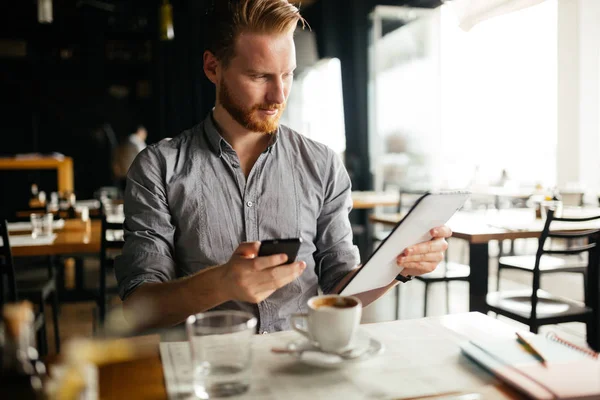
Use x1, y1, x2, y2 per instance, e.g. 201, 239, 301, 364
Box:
258, 238, 303, 264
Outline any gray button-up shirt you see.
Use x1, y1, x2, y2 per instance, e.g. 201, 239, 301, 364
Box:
115, 113, 360, 332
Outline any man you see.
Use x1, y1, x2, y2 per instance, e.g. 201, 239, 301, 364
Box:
115, 0, 451, 332
112, 125, 148, 192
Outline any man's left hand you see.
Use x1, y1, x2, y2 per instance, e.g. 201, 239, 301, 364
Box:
396, 225, 452, 277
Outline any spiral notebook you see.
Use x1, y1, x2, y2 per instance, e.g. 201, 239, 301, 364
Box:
460, 332, 600, 400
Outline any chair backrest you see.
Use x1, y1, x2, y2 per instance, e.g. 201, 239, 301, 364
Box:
396, 188, 428, 213
100, 215, 125, 261
0, 219, 18, 305
530, 209, 600, 319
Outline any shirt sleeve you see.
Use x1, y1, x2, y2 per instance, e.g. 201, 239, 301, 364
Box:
114, 147, 177, 300
314, 151, 361, 294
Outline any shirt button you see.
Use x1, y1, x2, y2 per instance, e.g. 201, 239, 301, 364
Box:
246, 201, 253, 207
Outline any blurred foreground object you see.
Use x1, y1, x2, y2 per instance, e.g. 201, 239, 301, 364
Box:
45, 335, 157, 400
0, 301, 46, 399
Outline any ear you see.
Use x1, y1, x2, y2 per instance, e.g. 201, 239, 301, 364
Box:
203, 50, 220, 85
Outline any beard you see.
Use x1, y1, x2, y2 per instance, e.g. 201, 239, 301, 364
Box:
219, 80, 286, 134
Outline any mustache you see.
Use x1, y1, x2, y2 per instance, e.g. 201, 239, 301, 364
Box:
252, 103, 285, 111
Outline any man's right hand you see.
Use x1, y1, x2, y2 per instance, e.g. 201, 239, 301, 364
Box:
220, 242, 307, 303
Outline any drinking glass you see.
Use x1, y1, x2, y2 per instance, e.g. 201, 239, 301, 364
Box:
186, 311, 257, 399
103, 201, 124, 223
541, 200, 563, 220
30, 213, 53, 238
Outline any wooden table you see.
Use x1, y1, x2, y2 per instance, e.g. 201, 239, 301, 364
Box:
10, 219, 102, 301
370, 208, 600, 350
351, 191, 400, 209
351, 191, 402, 261
0, 156, 74, 194
10, 219, 101, 257
98, 336, 166, 400
96, 312, 522, 399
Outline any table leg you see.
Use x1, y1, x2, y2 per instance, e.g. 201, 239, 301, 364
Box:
57, 256, 97, 302
469, 242, 489, 313
75, 256, 85, 290
350, 209, 372, 263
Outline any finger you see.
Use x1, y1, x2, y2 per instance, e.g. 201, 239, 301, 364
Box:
251, 253, 289, 270
401, 262, 439, 276
234, 241, 261, 258
400, 238, 448, 258
397, 251, 444, 265
256, 261, 306, 290
430, 225, 452, 238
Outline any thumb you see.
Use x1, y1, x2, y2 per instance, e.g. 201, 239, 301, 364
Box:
234, 241, 261, 259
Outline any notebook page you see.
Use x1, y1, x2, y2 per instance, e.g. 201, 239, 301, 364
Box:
477, 335, 593, 365
461, 336, 600, 400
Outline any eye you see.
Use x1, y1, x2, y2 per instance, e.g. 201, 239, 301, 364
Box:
251, 74, 267, 80
284, 72, 294, 79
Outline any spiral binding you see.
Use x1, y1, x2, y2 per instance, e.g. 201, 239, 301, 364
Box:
546, 331, 599, 359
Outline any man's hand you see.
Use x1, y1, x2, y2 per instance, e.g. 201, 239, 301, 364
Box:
396, 225, 452, 277
221, 242, 307, 303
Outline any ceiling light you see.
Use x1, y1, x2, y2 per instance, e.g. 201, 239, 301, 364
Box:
38, 0, 53, 24
160, 0, 175, 41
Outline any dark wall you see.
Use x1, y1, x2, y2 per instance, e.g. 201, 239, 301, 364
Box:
303, 0, 374, 191
0, 1, 161, 207
157, 0, 215, 138
0, 0, 219, 216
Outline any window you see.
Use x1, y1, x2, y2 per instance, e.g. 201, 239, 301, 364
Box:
281, 58, 346, 156
369, 1, 557, 191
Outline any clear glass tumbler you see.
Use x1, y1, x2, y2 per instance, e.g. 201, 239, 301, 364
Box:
30, 213, 53, 238
186, 311, 257, 399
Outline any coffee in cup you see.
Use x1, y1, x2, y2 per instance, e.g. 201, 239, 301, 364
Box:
311, 296, 359, 309
290, 295, 362, 353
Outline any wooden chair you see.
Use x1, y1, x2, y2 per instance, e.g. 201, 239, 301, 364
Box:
386, 189, 469, 319
372, 187, 427, 243
0, 218, 60, 355
487, 209, 600, 344
414, 246, 470, 317
496, 206, 589, 294
98, 214, 124, 325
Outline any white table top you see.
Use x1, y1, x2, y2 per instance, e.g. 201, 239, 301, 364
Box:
160, 312, 520, 399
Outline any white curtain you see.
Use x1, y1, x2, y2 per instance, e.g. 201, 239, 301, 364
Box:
449, 0, 545, 30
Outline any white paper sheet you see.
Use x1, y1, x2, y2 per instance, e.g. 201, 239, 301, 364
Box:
7, 219, 65, 232
159, 317, 513, 400
159, 342, 194, 399
1, 234, 57, 247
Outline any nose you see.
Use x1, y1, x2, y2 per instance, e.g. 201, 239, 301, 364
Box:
266, 76, 286, 105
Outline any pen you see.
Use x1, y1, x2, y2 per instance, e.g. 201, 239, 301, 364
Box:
516, 332, 547, 366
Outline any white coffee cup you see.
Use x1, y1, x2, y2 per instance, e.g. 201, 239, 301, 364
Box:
290, 295, 362, 353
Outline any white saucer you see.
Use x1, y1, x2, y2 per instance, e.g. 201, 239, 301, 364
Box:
285, 329, 384, 369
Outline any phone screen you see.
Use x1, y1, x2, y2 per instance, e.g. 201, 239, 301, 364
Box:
258, 238, 302, 264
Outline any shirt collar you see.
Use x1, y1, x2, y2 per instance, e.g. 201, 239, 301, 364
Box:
266, 129, 279, 153
203, 111, 227, 156
203, 110, 281, 156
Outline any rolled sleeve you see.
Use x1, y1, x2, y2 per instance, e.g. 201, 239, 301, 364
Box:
314, 152, 360, 294
114, 147, 178, 300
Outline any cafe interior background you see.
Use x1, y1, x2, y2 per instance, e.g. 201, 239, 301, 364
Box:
1, 0, 600, 393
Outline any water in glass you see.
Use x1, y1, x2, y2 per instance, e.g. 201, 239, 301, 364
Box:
187, 310, 257, 399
